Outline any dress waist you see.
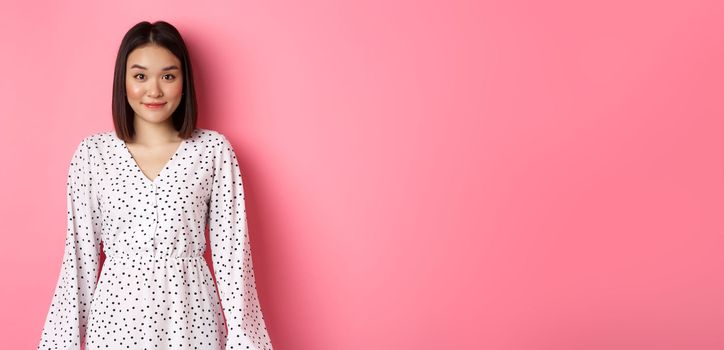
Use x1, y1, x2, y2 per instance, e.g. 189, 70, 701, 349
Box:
105, 252, 205, 260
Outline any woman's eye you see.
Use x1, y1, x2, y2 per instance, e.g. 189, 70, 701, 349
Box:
132, 73, 175, 80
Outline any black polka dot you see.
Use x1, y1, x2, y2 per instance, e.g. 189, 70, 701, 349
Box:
38, 128, 273, 349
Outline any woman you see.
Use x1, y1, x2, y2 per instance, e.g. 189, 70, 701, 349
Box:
38, 20, 274, 350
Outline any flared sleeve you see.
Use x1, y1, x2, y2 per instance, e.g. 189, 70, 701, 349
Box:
38, 138, 103, 349
207, 134, 273, 350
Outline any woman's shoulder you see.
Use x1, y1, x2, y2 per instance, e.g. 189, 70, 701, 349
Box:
194, 127, 225, 141
195, 128, 234, 148
70, 130, 113, 150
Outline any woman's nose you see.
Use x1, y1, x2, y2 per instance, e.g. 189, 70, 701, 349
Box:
146, 80, 163, 97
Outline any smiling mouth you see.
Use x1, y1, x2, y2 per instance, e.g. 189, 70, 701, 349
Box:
144, 102, 166, 108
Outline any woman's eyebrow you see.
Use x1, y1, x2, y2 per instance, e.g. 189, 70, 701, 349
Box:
129, 64, 180, 71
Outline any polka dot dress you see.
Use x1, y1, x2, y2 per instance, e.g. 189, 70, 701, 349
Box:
37, 128, 273, 350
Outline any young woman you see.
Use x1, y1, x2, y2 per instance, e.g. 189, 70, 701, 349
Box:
38, 21, 273, 350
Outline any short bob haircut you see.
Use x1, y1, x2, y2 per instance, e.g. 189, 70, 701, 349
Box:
112, 20, 197, 141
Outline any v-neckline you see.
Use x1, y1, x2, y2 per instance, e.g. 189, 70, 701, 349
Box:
117, 132, 187, 185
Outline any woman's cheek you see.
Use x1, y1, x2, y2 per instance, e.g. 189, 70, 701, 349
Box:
124, 82, 138, 100
127, 84, 144, 97
171, 81, 183, 95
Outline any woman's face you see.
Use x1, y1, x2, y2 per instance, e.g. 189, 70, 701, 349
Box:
125, 44, 184, 125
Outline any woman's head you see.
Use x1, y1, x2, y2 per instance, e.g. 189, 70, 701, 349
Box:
112, 20, 197, 141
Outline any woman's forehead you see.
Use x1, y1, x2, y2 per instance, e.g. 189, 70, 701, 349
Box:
127, 45, 181, 68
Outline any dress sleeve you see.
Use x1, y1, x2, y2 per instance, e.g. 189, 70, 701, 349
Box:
207, 135, 273, 350
38, 138, 102, 350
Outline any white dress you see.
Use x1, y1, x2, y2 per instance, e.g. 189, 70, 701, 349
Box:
37, 128, 273, 350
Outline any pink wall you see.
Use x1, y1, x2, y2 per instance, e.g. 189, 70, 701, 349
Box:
2, 0, 724, 349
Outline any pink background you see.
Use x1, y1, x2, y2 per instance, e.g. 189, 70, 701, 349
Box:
2, 0, 724, 349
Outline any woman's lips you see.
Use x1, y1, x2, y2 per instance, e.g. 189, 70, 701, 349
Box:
144, 102, 166, 109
